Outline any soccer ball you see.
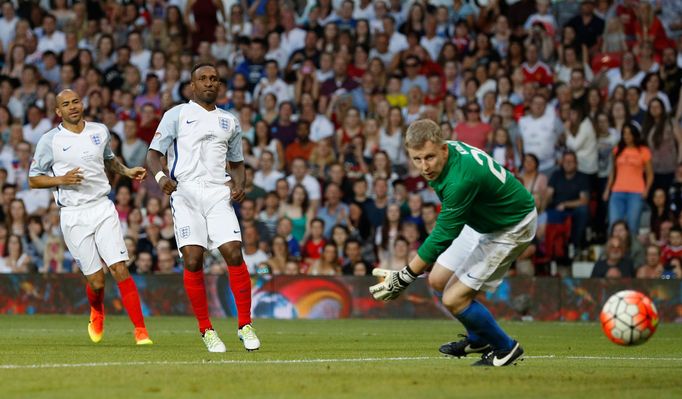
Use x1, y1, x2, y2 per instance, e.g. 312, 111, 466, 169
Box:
600, 290, 659, 346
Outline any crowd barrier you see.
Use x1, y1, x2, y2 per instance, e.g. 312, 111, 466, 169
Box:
1, 274, 681, 322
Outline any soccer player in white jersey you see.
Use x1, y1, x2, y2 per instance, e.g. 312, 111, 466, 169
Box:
29, 90, 152, 345
146, 63, 260, 353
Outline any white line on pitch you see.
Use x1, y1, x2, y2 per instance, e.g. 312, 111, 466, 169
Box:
564, 355, 682, 361
0, 356, 440, 369
2, 354, 682, 369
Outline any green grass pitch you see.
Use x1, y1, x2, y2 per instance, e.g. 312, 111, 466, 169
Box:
1, 315, 681, 399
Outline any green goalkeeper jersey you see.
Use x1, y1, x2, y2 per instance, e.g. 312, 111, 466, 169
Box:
417, 141, 536, 264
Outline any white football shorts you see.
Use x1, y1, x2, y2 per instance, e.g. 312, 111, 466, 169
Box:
436, 208, 537, 292
170, 181, 242, 251
60, 197, 128, 276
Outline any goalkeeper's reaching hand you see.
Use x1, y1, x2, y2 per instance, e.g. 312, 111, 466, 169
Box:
369, 266, 418, 301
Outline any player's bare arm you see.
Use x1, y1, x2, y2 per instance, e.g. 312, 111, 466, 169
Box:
104, 157, 146, 181
147, 149, 177, 195
228, 160, 246, 202
29, 167, 84, 188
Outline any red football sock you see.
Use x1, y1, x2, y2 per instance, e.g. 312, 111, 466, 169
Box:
117, 277, 146, 329
227, 262, 252, 328
86, 284, 104, 314
183, 269, 212, 334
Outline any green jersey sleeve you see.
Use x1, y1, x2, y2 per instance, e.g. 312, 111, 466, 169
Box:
417, 174, 478, 263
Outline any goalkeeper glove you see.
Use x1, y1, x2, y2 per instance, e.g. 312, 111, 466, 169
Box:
369, 266, 419, 301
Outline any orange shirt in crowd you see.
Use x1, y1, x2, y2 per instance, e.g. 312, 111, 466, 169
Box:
611, 146, 651, 193
285, 141, 316, 165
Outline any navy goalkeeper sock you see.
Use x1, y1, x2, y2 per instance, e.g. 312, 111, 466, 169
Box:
455, 300, 514, 351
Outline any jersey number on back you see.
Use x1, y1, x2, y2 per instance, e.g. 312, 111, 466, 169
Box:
470, 148, 506, 184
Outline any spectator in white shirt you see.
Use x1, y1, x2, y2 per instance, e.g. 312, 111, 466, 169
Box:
254, 150, 284, 192
36, 14, 66, 55
519, 95, 562, 176
286, 157, 322, 209
0, 2, 18, 52
354, 0, 375, 20
127, 31, 151, 76
254, 60, 292, 111
368, 32, 393, 66
22, 105, 52, 145
419, 14, 444, 62
280, 9, 306, 61
264, 31, 288, 70
383, 16, 408, 55
565, 104, 598, 176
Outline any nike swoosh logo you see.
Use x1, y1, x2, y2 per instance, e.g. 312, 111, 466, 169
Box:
464, 344, 489, 353
492, 343, 519, 367
466, 273, 484, 282
186, 120, 197, 124
234, 230, 240, 234
120, 250, 126, 254
62, 146, 72, 151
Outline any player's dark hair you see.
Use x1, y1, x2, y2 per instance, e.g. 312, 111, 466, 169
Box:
190, 62, 216, 80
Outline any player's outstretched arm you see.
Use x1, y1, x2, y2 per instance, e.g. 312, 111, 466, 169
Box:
29, 167, 84, 189
147, 149, 177, 195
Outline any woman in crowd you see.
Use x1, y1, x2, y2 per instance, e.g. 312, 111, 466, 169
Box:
0, 234, 31, 273
266, 235, 290, 275
604, 124, 653, 235
307, 242, 341, 276
280, 184, 315, 244
642, 98, 682, 197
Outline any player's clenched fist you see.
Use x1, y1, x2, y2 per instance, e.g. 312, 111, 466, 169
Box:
60, 167, 84, 185
231, 187, 245, 203
158, 176, 177, 195
226, 180, 245, 203
369, 267, 418, 301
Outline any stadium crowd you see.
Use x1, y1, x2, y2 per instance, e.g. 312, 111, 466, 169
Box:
3, 0, 682, 279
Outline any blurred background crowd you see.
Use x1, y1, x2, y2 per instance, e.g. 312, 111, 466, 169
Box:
3, 0, 682, 279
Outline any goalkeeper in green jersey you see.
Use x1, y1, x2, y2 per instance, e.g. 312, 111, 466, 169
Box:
370, 119, 537, 367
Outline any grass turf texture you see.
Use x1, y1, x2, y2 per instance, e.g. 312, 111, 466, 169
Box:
0, 316, 681, 399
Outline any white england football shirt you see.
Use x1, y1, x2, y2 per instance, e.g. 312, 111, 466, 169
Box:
149, 101, 243, 184
29, 122, 115, 207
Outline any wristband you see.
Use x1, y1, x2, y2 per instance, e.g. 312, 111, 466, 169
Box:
155, 171, 167, 184
398, 266, 418, 285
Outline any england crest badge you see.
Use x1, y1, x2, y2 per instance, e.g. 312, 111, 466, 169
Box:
218, 117, 230, 131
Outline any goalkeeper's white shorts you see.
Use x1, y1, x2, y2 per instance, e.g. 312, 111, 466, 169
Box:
436, 208, 537, 292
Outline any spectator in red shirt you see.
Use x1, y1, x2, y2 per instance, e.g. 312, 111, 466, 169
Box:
285, 121, 316, 166
302, 218, 327, 264
423, 74, 444, 108
136, 103, 159, 144
660, 226, 682, 266
634, 2, 672, 54
521, 43, 553, 86
453, 101, 492, 150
